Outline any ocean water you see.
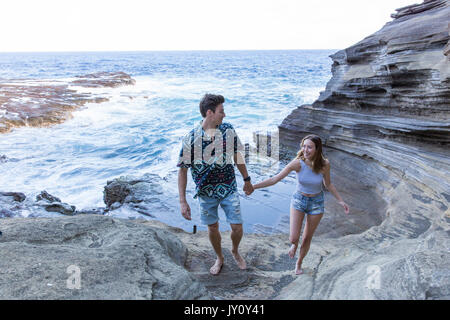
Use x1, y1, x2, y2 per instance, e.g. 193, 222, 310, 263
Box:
0, 50, 334, 233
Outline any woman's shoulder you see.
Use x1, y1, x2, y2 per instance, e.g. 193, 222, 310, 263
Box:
288, 158, 301, 172
322, 159, 330, 172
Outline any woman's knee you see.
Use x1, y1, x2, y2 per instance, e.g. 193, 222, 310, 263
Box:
301, 235, 313, 246
289, 234, 300, 244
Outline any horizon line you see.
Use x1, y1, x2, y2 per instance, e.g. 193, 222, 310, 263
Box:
0, 48, 341, 54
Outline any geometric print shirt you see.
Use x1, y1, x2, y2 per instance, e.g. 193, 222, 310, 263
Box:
177, 120, 243, 199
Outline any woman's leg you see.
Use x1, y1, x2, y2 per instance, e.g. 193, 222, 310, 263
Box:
296, 213, 323, 274
289, 207, 305, 258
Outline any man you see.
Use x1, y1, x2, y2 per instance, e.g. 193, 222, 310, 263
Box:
177, 94, 254, 275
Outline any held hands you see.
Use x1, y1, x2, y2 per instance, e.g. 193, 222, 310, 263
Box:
243, 181, 254, 196
180, 201, 191, 220
339, 201, 350, 215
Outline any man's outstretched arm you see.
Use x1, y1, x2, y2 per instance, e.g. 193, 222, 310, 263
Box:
178, 167, 191, 220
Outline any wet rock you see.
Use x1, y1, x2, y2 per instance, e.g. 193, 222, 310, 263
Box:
43, 203, 76, 216
103, 180, 132, 207
0, 190, 81, 218
103, 174, 168, 221
34, 191, 76, 215
0, 72, 136, 133
0, 192, 26, 202
36, 190, 61, 203
76, 208, 106, 215
0, 208, 14, 218
71, 72, 136, 88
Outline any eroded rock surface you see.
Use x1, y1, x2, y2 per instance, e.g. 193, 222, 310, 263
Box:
278, 0, 450, 299
0, 215, 210, 299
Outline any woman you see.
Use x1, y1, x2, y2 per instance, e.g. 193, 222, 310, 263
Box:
252, 134, 349, 275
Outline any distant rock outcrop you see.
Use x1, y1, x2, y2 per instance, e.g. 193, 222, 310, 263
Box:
278, 0, 450, 299
0, 72, 135, 133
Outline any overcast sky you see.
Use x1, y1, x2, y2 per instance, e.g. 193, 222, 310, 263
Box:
0, 0, 417, 52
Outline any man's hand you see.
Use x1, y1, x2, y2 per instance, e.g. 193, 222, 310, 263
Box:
243, 181, 254, 196
180, 201, 191, 220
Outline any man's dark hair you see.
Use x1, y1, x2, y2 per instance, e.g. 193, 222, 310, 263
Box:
199, 94, 225, 118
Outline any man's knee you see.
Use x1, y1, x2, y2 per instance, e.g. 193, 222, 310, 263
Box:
230, 223, 243, 233
208, 222, 220, 232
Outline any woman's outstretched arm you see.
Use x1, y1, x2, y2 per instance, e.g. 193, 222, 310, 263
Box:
253, 159, 300, 190
322, 160, 350, 214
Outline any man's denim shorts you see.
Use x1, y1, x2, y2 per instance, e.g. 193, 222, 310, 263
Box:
198, 191, 243, 226
291, 191, 325, 215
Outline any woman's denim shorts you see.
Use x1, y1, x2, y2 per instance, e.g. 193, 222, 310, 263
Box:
291, 191, 325, 215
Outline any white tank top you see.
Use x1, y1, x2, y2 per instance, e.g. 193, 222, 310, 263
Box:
296, 159, 323, 194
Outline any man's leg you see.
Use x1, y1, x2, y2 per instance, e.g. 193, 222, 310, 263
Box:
208, 222, 224, 275
230, 223, 246, 270
220, 192, 246, 270
199, 196, 224, 275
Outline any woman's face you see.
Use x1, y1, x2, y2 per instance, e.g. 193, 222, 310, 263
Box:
302, 139, 316, 160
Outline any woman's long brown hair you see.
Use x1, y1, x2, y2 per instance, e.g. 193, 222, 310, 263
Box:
295, 134, 326, 174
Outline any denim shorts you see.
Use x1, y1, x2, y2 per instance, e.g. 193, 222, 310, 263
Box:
198, 191, 243, 226
290, 191, 325, 215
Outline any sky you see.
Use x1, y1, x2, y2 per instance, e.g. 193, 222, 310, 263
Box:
0, 0, 417, 52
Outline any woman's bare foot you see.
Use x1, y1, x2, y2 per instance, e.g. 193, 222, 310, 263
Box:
288, 243, 298, 259
295, 261, 303, 275
231, 250, 247, 270
210, 258, 224, 275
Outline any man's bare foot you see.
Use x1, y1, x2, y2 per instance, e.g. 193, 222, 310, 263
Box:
210, 258, 224, 275
288, 243, 298, 259
231, 250, 247, 270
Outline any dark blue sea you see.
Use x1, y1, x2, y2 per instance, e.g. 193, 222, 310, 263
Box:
0, 50, 335, 233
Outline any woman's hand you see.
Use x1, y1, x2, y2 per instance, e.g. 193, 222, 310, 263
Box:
339, 201, 350, 215
243, 181, 254, 196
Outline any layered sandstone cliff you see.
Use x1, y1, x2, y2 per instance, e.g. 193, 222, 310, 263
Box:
278, 0, 450, 299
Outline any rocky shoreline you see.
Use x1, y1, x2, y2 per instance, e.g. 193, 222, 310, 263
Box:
1, 0, 449, 299
0, 71, 135, 133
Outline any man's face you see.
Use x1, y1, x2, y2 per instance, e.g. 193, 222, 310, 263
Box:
209, 103, 226, 126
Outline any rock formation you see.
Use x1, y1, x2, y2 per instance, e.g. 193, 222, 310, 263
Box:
278, 0, 450, 299
0, 72, 135, 133
0, 215, 210, 299
0, 190, 104, 218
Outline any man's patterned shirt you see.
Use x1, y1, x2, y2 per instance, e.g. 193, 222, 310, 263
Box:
177, 121, 243, 199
